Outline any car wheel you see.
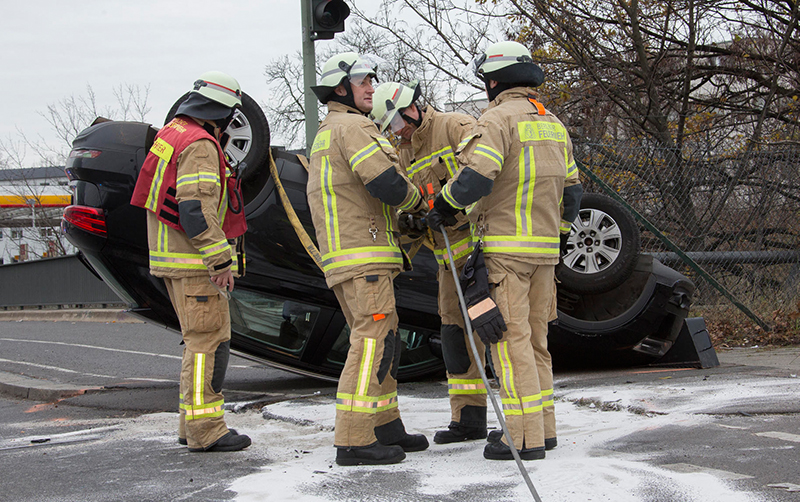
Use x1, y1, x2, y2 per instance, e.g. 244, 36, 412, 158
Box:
556, 192, 640, 294
165, 91, 270, 183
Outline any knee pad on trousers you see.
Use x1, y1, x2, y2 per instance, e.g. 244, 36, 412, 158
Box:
441, 324, 471, 375
377, 330, 395, 384
211, 340, 230, 394
390, 329, 401, 380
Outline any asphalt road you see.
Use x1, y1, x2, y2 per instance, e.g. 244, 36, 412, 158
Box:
0, 320, 799, 501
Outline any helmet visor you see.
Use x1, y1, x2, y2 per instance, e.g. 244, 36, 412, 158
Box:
348, 61, 377, 87
388, 111, 406, 133
470, 53, 487, 79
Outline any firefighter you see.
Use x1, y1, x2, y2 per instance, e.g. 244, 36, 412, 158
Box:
307, 52, 429, 466
131, 71, 250, 453
426, 41, 583, 460
370, 81, 489, 444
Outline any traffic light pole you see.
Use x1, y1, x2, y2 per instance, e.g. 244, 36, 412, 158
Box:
301, 0, 319, 155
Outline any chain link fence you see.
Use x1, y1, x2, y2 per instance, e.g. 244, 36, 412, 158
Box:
574, 140, 800, 338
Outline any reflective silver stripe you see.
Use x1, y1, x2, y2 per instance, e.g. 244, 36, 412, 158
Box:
474, 145, 503, 168
349, 143, 381, 170
518, 146, 534, 235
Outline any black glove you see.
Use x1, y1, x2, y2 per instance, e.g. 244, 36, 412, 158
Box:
559, 233, 570, 257
459, 243, 507, 345
397, 211, 427, 237
425, 196, 459, 233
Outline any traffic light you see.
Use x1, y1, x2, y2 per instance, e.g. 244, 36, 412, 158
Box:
310, 0, 350, 40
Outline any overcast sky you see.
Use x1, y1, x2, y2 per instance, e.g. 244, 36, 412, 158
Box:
1, 0, 307, 165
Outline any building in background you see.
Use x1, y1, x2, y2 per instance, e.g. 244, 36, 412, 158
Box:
0, 167, 74, 264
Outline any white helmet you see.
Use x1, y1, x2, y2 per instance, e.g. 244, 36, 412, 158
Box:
471, 41, 544, 87
176, 71, 242, 121
311, 52, 377, 104
370, 81, 421, 133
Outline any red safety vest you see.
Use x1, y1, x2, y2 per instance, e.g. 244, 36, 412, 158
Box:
131, 116, 247, 239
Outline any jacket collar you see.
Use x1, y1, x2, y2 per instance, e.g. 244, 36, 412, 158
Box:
411, 106, 436, 152
328, 101, 368, 116
488, 87, 538, 109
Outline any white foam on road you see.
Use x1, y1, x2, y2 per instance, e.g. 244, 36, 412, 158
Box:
229, 395, 763, 502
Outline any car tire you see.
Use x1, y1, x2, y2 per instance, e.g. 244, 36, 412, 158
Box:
556, 192, 640, 295
165, 91, 270, 183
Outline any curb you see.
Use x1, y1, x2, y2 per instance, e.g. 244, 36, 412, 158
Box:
0, 309, 142, 323
0, 370, 101, 402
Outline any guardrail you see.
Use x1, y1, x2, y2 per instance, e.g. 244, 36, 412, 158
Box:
0, 254, 122, 309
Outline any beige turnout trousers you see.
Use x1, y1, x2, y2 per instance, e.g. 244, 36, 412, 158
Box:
485, 255, 557, 449
166, 276, 231, 450
331, 271, 403, 447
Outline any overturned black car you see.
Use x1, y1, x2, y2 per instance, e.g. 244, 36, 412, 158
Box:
61, 96, 710, 382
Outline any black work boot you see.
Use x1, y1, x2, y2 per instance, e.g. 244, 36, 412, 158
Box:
335, 442, 406, 466
374, 418, 429, 452
488, 430, 557, 450
188, 430, 251, 452
433, 421, 488, 444
180, 428, 239, 446
483, 440, 545, 461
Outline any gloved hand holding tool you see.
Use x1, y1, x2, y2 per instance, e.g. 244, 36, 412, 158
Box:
397, 211, 427, 238
459, 242, 507, 345
424, 196, 459, 233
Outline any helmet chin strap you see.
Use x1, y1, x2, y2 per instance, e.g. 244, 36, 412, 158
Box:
401, 104, 422, 128
485, 79, 516, 102
328, 78, 360, 112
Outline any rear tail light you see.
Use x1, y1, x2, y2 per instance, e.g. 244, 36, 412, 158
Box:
63, 205, 107, 236
69, 149, 102, 159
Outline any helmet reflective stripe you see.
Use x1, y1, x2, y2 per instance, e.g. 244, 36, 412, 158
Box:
191, 71, 242, 109
370, 81, 418, 133
313, 52, 378, 103
472, 41, 545, 87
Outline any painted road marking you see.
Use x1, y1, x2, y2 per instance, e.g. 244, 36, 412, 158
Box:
756, 431, 800, 443
0, 357, 175, 382
0, 338, 250, 368
768, 483, 800, 492
661, 463, 754, 480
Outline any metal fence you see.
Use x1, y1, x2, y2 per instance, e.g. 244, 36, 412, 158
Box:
574, 140, 800, 332
0, 254, 122, 308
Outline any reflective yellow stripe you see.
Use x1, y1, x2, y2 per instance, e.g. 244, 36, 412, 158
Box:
433, 235, 473, 265
199, 240, 230, 258
336, 391, 398, 414
145, 157, 169, 212
441, 184, 466, 210
501, 397, 523, 415
349, 142, 381, 171
521, 393, 543, 414
321, 246, 403, 272
158, 221, 169, 253
176, 173, 220, 188
405, 146, 453, 179
482, 235, 560, 255
560, 220, 572, 233
448, 378, 487, 395
474, 144, 503, 169
542, 388, 554, 408
321, 156, 340, 252
498, 341, 517, 400
457, 134, 476, 151
382, 205, 396, 247
397, 189, 421, 211
357, 338, 376, 397
194, 353, 205, 406
516, 146, 535, 236
218, 169, 228, 226
566, 160, 577, 178
149, 250, 206, 270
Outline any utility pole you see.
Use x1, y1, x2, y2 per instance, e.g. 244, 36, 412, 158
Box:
301, 0, 351, 155
301, 0, 319, 156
